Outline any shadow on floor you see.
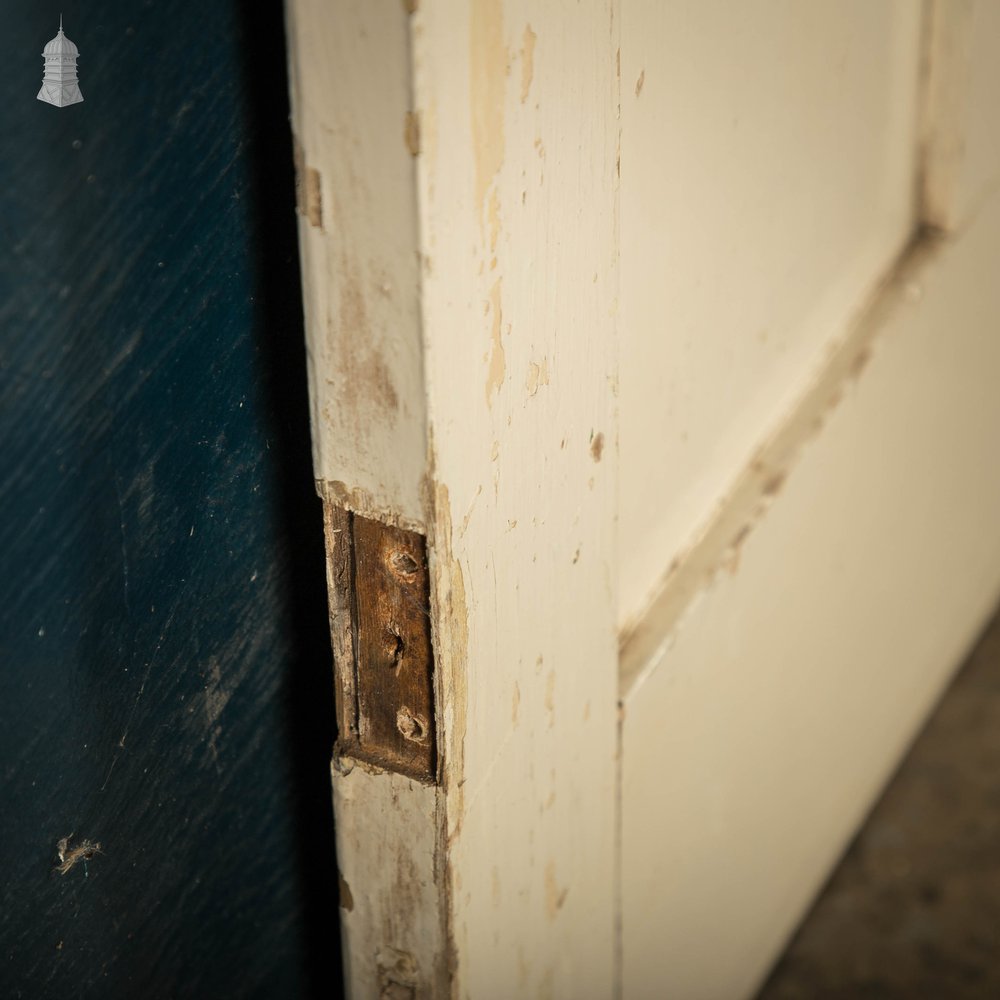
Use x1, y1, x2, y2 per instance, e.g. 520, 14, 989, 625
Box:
758, 607, 1000, 999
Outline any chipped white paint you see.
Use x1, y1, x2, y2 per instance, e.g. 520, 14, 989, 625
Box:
332, 766, 447, 997
288, 1, 618, 996
618, 0, 923, 630
285, 4, 448, 997
412, 2, 619, 996
286, 0, 427, 528
921, 0, 1000, 232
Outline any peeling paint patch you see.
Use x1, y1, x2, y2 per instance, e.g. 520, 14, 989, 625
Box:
318, 479, 422, 532
305, 167, 323, 229
525, 358, 550, 396
762, 470, 786, 497
724, 524, 752, 574
334, 264, 401, 435
544, 860, 568, 919
377, 948, 420, 998
487, 188, 502, 256
404, 110, 421, 156
292, 134, 323, 230
520, 25, 536, 103
590, 432, 605, 462
470, 0, 507, 239
485, 279, 506, 407
459, 484, 483, 539
429, 479, 469, 846
851, 345, 873, 378
635, 69, 645, 97
339, 871, 355, 911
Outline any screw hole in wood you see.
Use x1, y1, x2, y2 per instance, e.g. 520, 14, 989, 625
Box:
396, 706, 428, 743
388, 549, 420, 580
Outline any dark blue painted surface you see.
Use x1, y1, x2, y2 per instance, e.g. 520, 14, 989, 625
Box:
0, 2, 340, 996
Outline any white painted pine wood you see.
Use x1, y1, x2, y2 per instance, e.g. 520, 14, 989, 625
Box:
332, 768, 445, 997
411, 2, 620, 997
922, 0, 1000, 232
618, 0, 924, 629
621, 186, 1000, 998
286, 0, 427, 528
285, 5, 449, 997
288, 5, 1000, 999
289, 2, 620, 996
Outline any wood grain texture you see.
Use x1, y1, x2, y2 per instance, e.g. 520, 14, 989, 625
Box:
621, 183, 1000, 1000
290, 0, 622, 993
332, 768, 446, 1000
0, 1, 338, 996
286, 4, 449, 995
286, 0, 427, 528
324, 502, 360, 760
412, 3, 620, 996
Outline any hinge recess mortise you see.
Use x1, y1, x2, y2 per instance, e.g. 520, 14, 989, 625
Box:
323, 502, 437, 783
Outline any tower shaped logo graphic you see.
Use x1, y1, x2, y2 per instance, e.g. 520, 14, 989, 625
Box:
37, 16, 83, 107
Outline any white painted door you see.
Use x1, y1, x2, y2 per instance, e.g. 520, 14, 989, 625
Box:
285, 3, 1000, 997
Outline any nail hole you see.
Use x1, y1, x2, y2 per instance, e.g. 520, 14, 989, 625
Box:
396, 707, 427, 743
387, 629, 405, 670
389, 550, 420, 579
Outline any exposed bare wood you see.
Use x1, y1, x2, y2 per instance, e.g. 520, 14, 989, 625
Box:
332, 767, 448, 999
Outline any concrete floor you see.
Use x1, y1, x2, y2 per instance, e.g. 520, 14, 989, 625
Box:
758, 606, 1000, 1000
